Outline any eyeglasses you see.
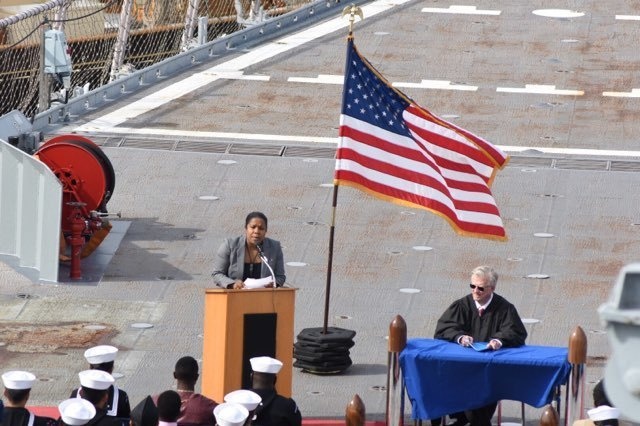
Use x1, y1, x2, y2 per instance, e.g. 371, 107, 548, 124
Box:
469, 284, 487, 292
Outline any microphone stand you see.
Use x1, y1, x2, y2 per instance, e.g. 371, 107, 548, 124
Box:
256, 243, 277, 288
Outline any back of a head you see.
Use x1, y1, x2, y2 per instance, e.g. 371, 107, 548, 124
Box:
2, 370, 36, 405
130, 395, 159, 426
3, 388, 31, 405
251, 372, 276, 389
80, 387, 107, 406
89, 361, 115, 374
174, 356, 199, 382
593, 379, 613, 407
157, 390, 182, 422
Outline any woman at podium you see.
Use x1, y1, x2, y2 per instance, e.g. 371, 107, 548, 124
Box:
212, 211, 286, 289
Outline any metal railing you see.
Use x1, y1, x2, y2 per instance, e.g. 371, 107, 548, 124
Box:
0, 0, 321, 120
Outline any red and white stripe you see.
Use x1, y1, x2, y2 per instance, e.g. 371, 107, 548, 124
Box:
335, 106, 508, 240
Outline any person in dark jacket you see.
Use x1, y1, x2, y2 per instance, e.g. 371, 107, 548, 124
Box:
434, 266, 528, 426
212, 212, 286, 289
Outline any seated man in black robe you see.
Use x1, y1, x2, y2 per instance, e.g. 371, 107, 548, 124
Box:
434, 265, 528, 426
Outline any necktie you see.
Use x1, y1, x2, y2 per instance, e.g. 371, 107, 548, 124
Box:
478, 308, 485, 317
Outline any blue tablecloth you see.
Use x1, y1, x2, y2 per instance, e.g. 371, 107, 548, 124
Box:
399, 339, 571, 420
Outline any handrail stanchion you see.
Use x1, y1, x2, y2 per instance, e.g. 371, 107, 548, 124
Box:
387, 315, 407, 426
540, 404, 560, 426
346, 394, 366, 426
566, 326, 587, 426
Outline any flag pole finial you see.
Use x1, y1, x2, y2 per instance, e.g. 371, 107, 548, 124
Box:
342, 4, 363, 37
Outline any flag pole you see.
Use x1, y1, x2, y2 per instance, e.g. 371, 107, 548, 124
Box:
322, 184, 339, 334
322, 4, 362, 334
290, 5, 362, 375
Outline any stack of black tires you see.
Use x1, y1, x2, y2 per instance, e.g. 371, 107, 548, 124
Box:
293, 327, 355, 374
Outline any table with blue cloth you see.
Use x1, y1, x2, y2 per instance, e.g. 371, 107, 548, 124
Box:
399, 339, 572, 420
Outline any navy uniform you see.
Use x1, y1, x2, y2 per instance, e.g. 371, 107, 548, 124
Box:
251, 388, 301, 426
2, 407, 57, 426
70, 346, 130, 419
1, 371, 57, 426
249, 357, 301, 426
70, 386, 130, 419
75, 370, 126, 426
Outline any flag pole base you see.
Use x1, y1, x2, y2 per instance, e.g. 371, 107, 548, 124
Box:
293, 326, 356, 375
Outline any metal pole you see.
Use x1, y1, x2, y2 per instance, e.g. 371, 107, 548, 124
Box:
566, 326, 587, 426
38, 21, 50, 114
52, 0, 70, 31
180, 0, 200, 51
387, 315, 407, 426
322, 184, 339, 333
197, 16, 207, 46
110, 0, 134, 81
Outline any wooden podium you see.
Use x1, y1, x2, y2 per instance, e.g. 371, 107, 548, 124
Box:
201, 287, 297, 402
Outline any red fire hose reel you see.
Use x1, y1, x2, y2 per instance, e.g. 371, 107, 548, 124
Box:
35, 135, 116, 280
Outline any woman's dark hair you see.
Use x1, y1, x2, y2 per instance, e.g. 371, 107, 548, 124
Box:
245, 211, 268, 228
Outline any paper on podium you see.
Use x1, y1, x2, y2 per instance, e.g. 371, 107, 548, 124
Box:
244, 277, 273, 289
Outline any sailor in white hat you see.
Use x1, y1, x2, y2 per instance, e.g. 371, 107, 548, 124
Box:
74, 370, 119, 426
224, 390, 261, 412
58, 398, 96, 426
249, 357, 301, 426
224, 390, 261, 423
2, 370, 57, 426
213, 403, 249, 426
587, 406, 620, 426
69, 345, 130, 419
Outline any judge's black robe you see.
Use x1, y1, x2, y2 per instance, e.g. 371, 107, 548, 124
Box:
433, 293, 528, 426
434, 293, 527, 347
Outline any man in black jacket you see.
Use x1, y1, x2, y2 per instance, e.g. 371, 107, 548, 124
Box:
434, 265, 528, 426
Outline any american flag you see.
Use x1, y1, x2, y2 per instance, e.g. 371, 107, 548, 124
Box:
335, 39, 508, 240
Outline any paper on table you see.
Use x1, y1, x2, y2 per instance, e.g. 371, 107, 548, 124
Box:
244, 277, 273, 289
470, 342, 491, 352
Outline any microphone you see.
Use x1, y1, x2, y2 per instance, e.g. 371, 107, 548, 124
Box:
256, 242, 277, 288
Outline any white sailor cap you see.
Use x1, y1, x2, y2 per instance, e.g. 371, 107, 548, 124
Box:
250, 356, 282, 374
78, 370, 114, 390
214, 402, 249, 426
84, 345, 118, 364
224, 389, 262, 411
58, 398, 96, 425
587, 405, 620, 421
2, 371, 36, 390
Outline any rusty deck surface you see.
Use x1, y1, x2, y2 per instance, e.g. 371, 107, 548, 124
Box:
2, 0, 640, 424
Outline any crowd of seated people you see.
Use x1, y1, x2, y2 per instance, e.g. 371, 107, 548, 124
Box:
1, 346, 301, 426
